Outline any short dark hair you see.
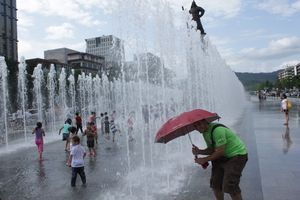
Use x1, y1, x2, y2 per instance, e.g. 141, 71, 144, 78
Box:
66, 118, 72, 124
69, 126, 77, 133
72, 135, 80, 143
36, 122, 42, 128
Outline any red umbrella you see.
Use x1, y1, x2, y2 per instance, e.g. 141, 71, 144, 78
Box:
155, 109, 220, 144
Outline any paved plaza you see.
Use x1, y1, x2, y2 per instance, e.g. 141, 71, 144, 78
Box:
0, 97, 300, 200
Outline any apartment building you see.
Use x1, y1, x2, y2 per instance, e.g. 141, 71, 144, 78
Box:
0, 0, 18, 61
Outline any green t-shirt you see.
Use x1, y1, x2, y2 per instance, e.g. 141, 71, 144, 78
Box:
202, 123, 247, 158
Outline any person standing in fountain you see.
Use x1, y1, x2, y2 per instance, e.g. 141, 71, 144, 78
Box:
100, 113, 105, 136
89, 112, 99, 143
59, 118, 72, 151
192, 120, 248, 200
67, 135, 86, 187
127, 111, 135, 141
83, 122, 96, 157
68, 126, 78, 148
75, 112, 83, 135
189, 0, 206, 35
281, 94, 289, 125
32, 122, 45, 161
104, 116, 110, 140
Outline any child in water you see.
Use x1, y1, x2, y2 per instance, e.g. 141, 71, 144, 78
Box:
67, 135, 86, 187
83, 122, 96, 156
59, 118, 72, 151
32, 122, 46, 161
104, 116, 110, 140
68, 126, 77, 148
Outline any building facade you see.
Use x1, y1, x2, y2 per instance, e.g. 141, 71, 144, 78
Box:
44, 48, 105, 75
85, 35, 124, 62
278, 63, 300, 80
44, 48, 79, 64
67, 52, 105, 75
0, 0, 18, 61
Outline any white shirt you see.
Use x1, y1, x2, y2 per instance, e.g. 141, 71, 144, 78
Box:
70, 144, 86, 167
281, 99, 287, 110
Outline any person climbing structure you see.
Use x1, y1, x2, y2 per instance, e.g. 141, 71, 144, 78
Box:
189, 1, 206, 35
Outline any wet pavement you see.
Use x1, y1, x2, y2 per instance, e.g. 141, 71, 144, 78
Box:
252, 97, 300, 200
1, 97, 300, 200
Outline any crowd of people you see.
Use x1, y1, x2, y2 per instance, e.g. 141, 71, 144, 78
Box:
32, 110, 128, 187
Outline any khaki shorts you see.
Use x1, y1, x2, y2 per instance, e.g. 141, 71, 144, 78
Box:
210, 154, 248, 195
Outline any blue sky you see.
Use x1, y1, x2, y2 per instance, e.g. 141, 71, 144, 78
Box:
17, 0, 300, 73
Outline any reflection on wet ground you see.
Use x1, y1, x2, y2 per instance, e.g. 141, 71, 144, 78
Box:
253, 97, 300, 200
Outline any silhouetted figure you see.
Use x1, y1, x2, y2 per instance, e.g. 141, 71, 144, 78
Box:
189, 1, 206, 35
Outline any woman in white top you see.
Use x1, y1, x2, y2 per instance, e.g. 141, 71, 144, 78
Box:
281, 94, 289, 125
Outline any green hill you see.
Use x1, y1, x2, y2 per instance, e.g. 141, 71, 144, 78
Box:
235, 71, 279, 90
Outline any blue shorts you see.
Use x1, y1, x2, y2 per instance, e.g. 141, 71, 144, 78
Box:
62, 133, 70, 141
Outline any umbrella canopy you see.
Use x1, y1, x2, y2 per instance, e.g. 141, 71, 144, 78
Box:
155, 109, 220, 143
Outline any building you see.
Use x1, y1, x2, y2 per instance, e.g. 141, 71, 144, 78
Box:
133, 52, 175, 86
44, 48, 105, 75
295, 63, 300, 76
44, 48, 79, 64
85, 35, 124, 62
67, 52, 105, 75
25, 58, 69, 75
278, 64, 300, 81
0, 0, 18, 61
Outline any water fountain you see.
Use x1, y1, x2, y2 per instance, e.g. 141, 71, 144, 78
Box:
47, 64, 57, 133
0, 0, 246, 199
17, 56, 28, 142
0, 56, 9, 146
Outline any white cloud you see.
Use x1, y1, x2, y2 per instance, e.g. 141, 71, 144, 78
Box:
240, 36, 300, 60
17, 0, 43, 13
18, 40, 34, 56
279, 60, 300, 68
17, 12, 35, 28
258, 0, 300, 16
17, 0, 106, 27
204, 0, 242, 18
18, 38, 85, 59
214, 36, 300, 72
167, 0, 242, 19
46, 23, 75, 40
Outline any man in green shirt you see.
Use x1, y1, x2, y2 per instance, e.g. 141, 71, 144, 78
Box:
192, 120, 248, 200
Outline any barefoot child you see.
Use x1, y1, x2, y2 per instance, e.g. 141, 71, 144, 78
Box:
83, 122, 96, 156
59, 118, 72, 151
68, 126, 77, 148
67, 135, 86, 187
32, 122, 45, 160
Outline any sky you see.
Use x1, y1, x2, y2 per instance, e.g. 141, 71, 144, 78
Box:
17, 0, 300, 73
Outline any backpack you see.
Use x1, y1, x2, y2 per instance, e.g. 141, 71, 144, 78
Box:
210, 124, 227, 148
210, 124, 230, 162
287, 100, 292, 110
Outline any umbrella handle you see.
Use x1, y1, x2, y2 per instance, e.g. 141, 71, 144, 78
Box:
194, 155, 209, 169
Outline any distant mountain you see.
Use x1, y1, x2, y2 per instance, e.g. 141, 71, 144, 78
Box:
235, 70, 280, 90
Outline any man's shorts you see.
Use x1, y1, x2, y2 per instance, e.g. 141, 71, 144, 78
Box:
210, 154, 248, 195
